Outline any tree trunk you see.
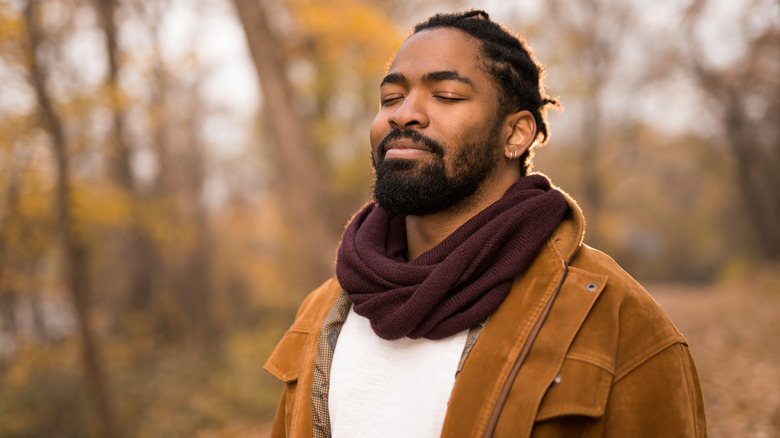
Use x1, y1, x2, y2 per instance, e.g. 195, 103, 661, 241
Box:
0, 149, 22, 300
24, 3, 121, 437
95, 0, 134, 188
684, 10, 780, 261
580, 95, 603, 247
545, 0, 617, 248
723, 95, 780, 260
179, 92, 217, 343
95, 0, 161, 322
232, 0, 341, 285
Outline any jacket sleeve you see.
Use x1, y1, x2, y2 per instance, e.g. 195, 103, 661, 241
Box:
264, 279, 341, 437
265, 328, 309, 438
603, 342, 707, 437
270, 385, 289, 438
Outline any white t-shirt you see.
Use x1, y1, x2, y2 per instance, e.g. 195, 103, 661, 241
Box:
329, 307, 469, 437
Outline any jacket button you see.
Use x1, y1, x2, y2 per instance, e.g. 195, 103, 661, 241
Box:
551, 374, 562, 387
585, 283, 598, 292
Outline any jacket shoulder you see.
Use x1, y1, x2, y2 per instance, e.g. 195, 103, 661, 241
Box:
263, 278, 340, 382
568, 245, 686, 379
289, 278, 342, 333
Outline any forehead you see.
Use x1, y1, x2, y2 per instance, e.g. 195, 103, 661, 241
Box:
388, 28, 486, 81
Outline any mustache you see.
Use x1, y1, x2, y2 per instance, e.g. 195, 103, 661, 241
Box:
377, 129, 445, 157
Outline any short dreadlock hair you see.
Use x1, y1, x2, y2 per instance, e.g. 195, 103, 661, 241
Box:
412, 10, 559, 175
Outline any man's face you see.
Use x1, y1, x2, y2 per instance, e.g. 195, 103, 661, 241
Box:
370, 28, 507, 217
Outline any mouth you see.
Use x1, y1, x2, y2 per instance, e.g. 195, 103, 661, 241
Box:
378, 129, 443, 161
384, 138, 433, 159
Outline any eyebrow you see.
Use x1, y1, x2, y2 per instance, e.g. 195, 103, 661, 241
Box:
423, 71, 475, 88
380, 72, 405, 87
380, 70, 475, 89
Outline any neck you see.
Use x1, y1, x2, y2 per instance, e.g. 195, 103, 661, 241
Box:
405, 169, 521, 261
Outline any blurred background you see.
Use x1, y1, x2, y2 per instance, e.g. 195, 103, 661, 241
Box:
0, 0, 778, 436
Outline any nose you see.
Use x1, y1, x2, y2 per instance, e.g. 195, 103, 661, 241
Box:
388, 93, 429, 129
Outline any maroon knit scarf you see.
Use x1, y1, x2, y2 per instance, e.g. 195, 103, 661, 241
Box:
336, 174, 569, 340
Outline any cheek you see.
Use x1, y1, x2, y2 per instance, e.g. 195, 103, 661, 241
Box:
369, 113, 388, 150
444, 121, 501, 164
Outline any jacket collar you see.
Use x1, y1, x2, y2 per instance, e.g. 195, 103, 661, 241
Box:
545, 180, 586, 263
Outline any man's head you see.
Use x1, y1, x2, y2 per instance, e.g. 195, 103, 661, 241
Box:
370, 10, 556, 217
413, 10, 557, 155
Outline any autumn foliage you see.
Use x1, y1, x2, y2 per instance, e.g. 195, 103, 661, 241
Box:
0, 0, 777, 436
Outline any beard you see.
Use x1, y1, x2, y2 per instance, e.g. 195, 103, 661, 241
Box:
371, 123, 502, 217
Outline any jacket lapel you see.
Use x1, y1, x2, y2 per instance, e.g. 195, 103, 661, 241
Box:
441, 239, 606, 437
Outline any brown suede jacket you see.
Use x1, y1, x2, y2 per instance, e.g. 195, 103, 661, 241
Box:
264, 195, 707, 437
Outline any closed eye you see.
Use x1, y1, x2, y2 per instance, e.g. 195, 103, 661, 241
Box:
435, 95, 466, 103
381, 95, 404, 106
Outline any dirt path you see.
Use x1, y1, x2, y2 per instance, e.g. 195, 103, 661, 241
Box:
650, 281, 780, 438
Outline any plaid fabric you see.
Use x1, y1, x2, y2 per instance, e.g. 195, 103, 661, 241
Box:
311, 290, 486, 438
457, 319, 487, 377
312, 291, 352, 438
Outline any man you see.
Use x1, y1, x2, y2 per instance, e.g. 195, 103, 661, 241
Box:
264, 10, 707, 438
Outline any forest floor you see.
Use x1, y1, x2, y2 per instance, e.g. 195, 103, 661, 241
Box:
650, 275, 780, 438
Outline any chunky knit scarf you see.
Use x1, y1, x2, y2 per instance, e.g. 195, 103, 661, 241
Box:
336, 175, 569, 340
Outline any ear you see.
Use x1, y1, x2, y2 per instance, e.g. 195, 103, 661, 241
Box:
503, 110, 537, 158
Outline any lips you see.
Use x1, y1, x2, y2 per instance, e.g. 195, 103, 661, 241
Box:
378, 129, 443, 159
385, 138, 431, 153
384, 147, 432, 160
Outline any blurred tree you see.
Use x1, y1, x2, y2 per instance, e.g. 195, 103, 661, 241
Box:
135, 0, 217, 343
683, 0, 780, 261
95, 0, 133, 187
0, 143, 23, 317
0, 124, 53, 342
22, 1, 121, 436
232, 0, 342, 287
232, 0, 404, 289
170, 77, 218, 343
540, 0, 636, 248
3, 0, 777, 435
94, 0, 163, 338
